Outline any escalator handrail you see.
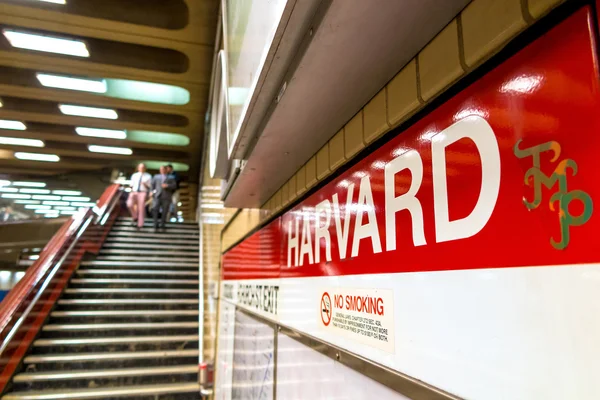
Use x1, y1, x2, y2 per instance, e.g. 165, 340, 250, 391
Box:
0, 183, 121, 345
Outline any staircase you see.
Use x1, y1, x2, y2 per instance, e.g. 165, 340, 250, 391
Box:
2, 217, 202, 400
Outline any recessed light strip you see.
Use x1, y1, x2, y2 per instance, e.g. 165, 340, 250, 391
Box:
37, 73, 107, 93
1, 194, 31, 199
52, 190, 81, 196
0, 137, 44, 147
59, 104, 118, 120
3, 30, 89, 57
75, 127, 126, 140
12, 182, 46, 187
14, 152, 60, 162
28, 0, 66, 4
32, 195, 60, 200
62, 196, 90, 202
43, 201, 69, 206
88, 145, 131, 155
0, 120, 26, 131
19, 188, 50, 194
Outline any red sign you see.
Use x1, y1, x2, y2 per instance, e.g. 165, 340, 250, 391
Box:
223, 7, 599, 280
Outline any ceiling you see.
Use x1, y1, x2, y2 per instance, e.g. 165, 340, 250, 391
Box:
0, 0, 219, 217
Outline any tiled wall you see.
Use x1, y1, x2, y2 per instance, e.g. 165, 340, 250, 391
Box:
222, 0, 564, 251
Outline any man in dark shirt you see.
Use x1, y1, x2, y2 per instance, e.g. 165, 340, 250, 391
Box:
151, 165, 177, 232
166, 164, 181, 220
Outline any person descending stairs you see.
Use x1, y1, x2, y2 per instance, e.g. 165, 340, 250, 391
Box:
2, 217, 202, 400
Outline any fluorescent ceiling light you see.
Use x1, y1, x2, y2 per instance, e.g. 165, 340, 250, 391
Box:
71, 202, 95, 207
0, 120, 27, 131
59, 210, 77, 215
54, 206, 75, 211
43, 201, 69, 206
0, 136, 44, 147
35, 209, 55, 214
25, 204, 51, 209
105, 79, 190, 105
3, 29, 89, 57
1, 194, 31, 199
25, 0, 66, 4
0, 180, 10, 186
0, 188, 18, 193
44, 214, 59, 218
127, 130, 189, 147
19, 188, 50, 194
32, 195, 60, 200
28, 255, 39, 261
14, 152, 60, 162
52, 190, 81, 196
88, 145, 132, 155
59, 104, 118, 120
12, 181, 46, 187
37, 73, 106, 93
76, 127, 125, 140
13, 200, 40, 204
62, 196, 90, 202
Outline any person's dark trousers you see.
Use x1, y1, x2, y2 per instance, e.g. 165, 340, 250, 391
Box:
152, 197, 171, 228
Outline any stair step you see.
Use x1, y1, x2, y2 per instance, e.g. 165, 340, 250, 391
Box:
51, 310, 199, 317
76, 269, 198, 277
2, 382, 200, 399
25, 349, 199, 364
48, 310, 199, 324
103, 243, 197, 250
62, 288, 198, 300
110, 227, 199, 235
43, 322, 198, 332
108, 233, 199, 240
94, 256, 198, 262
70, 278, 199, 285
35, 335, 198, 346
99, 249, 199, 256
64, 288, 199, 294
112, 223, 197, 229
80, 261, 197, 267
105, 237, 198, 244
58, 299, 198, 305
76, 263, 197, 271
55, 299, 198, 311
113, 220, 198, 226
13, 365, 198, 382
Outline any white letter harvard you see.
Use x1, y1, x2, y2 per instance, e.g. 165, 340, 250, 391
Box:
431, 116, 500, 243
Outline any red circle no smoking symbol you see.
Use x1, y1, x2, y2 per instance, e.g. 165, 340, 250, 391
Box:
321, 292, 332, 326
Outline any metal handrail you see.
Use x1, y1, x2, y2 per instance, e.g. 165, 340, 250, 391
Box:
0, 215, 93, 355
0, 183, 122, 393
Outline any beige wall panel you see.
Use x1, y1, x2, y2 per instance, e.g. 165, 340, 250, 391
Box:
418, 20, 464, 101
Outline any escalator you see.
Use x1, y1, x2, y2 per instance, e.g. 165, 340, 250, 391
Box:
0, 194, 203, 399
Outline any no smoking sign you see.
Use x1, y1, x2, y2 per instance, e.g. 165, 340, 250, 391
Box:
321, 292, 331, 326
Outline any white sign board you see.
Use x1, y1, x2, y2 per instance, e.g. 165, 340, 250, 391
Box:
215, 301, 236, 400
231, 310, 275, 400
